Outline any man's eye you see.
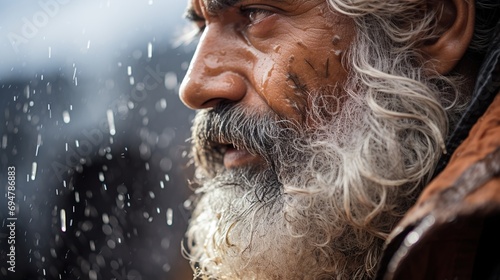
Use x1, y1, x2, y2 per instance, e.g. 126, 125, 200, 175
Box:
240, 6, 274, 25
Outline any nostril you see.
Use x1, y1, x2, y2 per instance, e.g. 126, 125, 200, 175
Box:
201, 98, 227, 109
179, 71, 247, 110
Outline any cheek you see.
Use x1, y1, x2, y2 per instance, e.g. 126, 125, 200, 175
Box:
254, 43, 350, 123
253, 55, 307, 121
249, 12, 355, 122
255, 64, 302, 120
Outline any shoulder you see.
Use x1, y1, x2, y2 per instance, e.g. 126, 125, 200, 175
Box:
376, 92, 500, 280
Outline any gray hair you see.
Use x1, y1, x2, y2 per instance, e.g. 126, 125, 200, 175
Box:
184, 1, 498, 279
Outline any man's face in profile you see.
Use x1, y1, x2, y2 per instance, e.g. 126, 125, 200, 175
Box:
179, 1, 363, 276
180, 0, 356, 137
178, 0, 450, 279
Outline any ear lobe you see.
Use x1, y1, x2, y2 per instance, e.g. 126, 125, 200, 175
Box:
420, 0, 475, 75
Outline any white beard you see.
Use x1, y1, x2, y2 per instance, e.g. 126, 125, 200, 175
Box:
185, 94, 441, 279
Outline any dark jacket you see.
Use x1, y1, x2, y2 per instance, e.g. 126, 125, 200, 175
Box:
376, 13, 500, 280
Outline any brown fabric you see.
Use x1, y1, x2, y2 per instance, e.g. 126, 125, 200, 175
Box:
392, 93, 500, 231
422, 91, 500, 202
385, 218, 483, 280
378, 93, 500, 280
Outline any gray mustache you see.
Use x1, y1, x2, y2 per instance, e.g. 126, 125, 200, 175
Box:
191, 103, 300, 171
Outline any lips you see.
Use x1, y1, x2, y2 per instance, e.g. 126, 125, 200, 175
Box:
219, 144, 263, 169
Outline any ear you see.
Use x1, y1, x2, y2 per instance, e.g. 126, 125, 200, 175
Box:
421, 0, 475, 75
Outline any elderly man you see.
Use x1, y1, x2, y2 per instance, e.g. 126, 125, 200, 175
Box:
178, 0, 500, 279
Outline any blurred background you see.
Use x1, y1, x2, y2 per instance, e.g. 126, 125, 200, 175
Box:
0, 1, 197, 279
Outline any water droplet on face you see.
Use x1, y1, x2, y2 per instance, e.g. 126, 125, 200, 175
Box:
332, 35, 341, 45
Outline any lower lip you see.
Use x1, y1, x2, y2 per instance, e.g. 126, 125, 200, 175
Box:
223, 147, 262, 169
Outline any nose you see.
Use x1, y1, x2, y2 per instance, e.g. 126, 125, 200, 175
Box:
179, 26, 247, 109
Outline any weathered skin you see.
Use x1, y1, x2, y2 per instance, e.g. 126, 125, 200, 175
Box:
180, 0, 355, 169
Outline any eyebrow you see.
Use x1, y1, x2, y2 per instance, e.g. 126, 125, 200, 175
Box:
205, 0, 243, 13
184, 0, 289, 22
184, 0, 246, 22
